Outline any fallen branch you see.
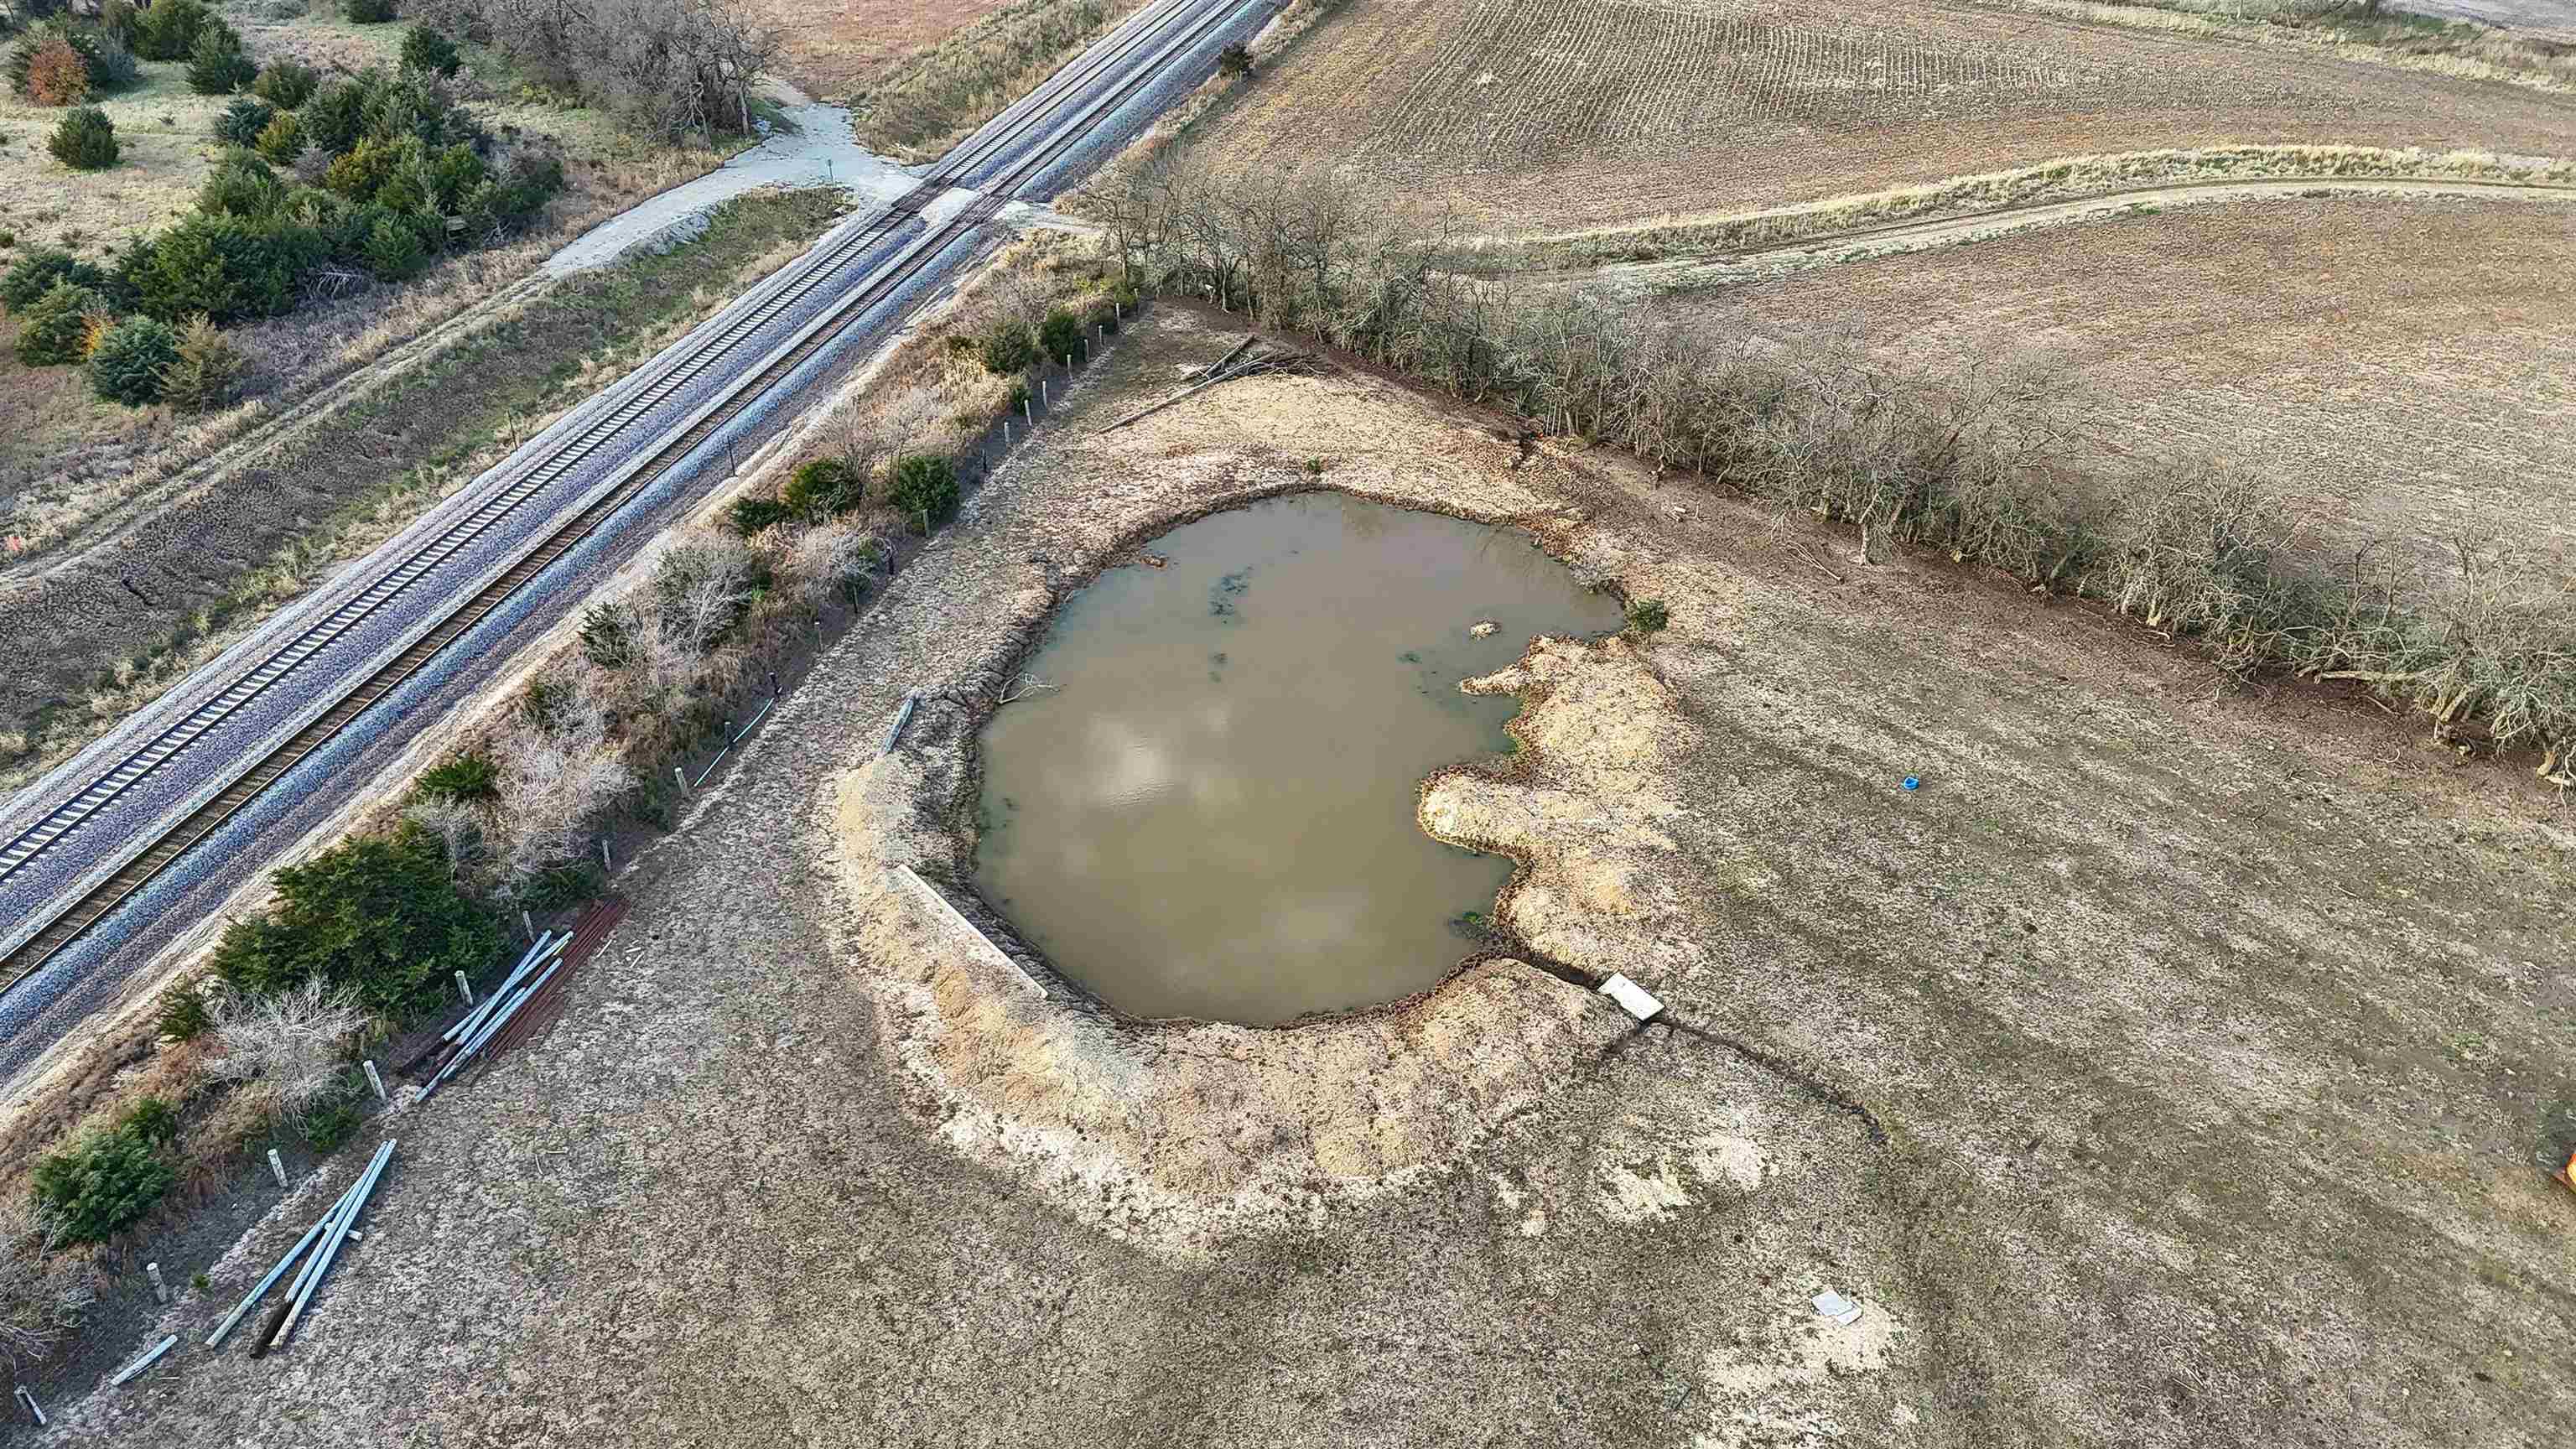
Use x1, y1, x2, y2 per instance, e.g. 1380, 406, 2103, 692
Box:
1184, 335, 1257, 382
1095, 345, 1313, 436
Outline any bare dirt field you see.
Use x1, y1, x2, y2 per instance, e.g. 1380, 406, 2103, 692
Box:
62, 305, 2576, 1446
1182, 0, 2576, 234
1665, 190, 2576, 574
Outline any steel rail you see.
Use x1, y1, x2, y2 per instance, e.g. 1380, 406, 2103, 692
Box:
0, 0, 1230, 896
0, 0, 1262, 993
0, 210, 974, 989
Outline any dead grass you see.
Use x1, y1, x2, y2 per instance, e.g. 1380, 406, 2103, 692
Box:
2007, 0, 2576, 89
739, 0, 1026, 101
850, 0, 1148, 158
1178, 0, 2576, 235
1671, 192, 2576, 583
0, 189, 848, 798
1457, 144, 2576, 267
0, 5, 730, 564
0, 63, 223, 258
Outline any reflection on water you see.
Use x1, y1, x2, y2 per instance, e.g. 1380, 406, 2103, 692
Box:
973, 493, 1623, 1024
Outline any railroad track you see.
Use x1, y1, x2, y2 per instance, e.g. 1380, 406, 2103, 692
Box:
0, 0, 1262, 994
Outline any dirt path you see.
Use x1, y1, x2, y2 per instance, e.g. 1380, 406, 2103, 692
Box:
544, 86, 922, 276
1573, 174, 2576, 290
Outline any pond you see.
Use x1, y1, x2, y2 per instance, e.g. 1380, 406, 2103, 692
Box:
973, 493, 1624, 1024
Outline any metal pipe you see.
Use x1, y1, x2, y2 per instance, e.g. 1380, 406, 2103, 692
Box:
880, 691, 918, 756
15, 1384, 44, 1426
269, 1171, 360, 1318
206, 1175, 366, 1347
427, 989, 527, 1097
442, 933, 560, 1045
428, 953, 569, 1096
691, 744, 730, 791
107, 1334, 178, 1388
273, 1140, 395, 1348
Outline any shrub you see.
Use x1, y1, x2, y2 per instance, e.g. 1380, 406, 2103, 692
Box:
162, 314, 245, 411
23, 36, 86, 104
29, 1124, 173, 1244
726, 495, 792, 538
132, 0, 210, 61
154, 975, 215, 1041
252, 59, 318, 109
888, 453, 958, 530
8, 23, 135, 101
975, 319, 1035, 375
206, 823, 498, 1017
299, 78, 369, 154
418, 750, 499, 802
48, 105, 115, 169
298, 1078, 366, 1151
0, 1200, 94, 1370
186, 24, 255, 96
198, 149, 286, 218
346, 0, 397, 23
578, 600, 641, 669
361, 212, 428, 279
252, 110, 303, 164
325, 133, 402, 200
518, 860, 603, 913
787, 521, 880, 609
205, 979, 366, 1119
214, 95, 273, 146
118, 1097, 179, 1149
87, 314, 179, 404
13, 279, 102, 365
399, 24, 460, 78
1217, 41, 1254, 78
490, 678, 631, 887
0, 245, 103, 309
132, 211, 319, 324
1626, 599, 1669, 633
1036, 307, 1081, 365
781, 457, 863, 519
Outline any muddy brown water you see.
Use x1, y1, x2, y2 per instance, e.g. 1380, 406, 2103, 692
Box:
973, 493, 1624, 1024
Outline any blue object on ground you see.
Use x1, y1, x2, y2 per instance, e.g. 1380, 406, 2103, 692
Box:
1902, 776, 1921, 792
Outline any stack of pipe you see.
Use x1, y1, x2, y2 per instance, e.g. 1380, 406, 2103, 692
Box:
417, 899, 625, 1098
204, 1139, 397, 1358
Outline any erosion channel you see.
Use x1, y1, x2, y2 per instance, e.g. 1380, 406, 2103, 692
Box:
972, 492, 1625, 1024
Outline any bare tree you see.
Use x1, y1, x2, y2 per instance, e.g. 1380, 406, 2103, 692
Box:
205, 979, 367, 1120
491, 673, 634, 886
402, 796, 490, 881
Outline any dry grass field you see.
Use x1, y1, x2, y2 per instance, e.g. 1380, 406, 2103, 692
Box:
740, 0, 1023, 100
65, 306, 2576, 1447
1184, 0, 2576, 235
1673, 191, 2576, 575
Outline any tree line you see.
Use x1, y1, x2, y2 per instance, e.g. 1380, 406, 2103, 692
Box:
1083, 155, 2575, 781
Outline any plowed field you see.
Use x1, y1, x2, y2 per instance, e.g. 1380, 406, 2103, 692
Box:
1190, 0, 2576, 233
1677, 192, 2576, 570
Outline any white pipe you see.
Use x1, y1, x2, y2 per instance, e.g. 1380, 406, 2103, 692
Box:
106, 1334, 178, 1388
205, 1176, 362, 1346
427, 951, 569, 1098
442, 932, 561, 1045
274, 1140, 395, 1347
